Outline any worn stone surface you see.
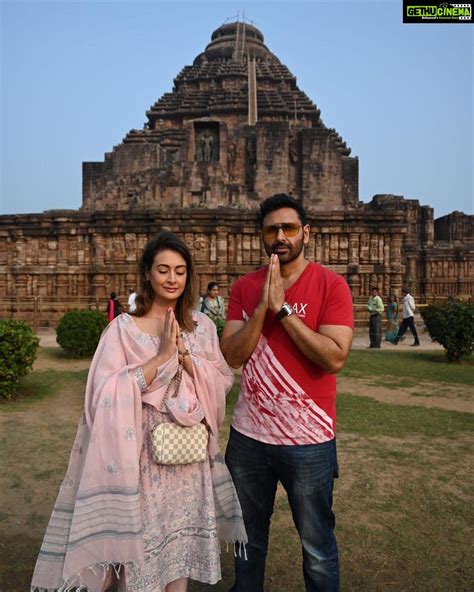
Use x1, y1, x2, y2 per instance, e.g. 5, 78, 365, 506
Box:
0, 22, 472, 327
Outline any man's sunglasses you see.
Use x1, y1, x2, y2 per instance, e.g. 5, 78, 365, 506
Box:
262, 223, 302, 240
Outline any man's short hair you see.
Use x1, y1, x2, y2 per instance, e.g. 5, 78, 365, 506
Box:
402, 287, 408, 294
371, 286, 379, 292
259, 193, 307, 227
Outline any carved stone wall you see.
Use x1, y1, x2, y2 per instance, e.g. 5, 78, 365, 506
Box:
82, 120, 357, 213
435, 211, 474, 243
1, 203, 472, 327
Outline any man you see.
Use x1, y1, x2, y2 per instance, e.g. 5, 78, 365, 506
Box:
393, 288, 420, 346
221, 194, 354, 592
367, 286, 384, 348
127, 288, 137, 313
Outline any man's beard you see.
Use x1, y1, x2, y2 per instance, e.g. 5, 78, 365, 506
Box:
264, 236, 305, 264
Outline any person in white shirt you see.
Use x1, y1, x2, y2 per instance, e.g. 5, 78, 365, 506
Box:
393, 288, 420, 346
127, 289, 137, 313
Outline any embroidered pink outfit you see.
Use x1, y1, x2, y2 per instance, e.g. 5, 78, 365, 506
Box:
31, 312, 246, 592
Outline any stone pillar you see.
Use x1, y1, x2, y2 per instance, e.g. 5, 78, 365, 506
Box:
92, 235, 106, 265
406, 256, 417, 294
349, 233, 359, 265
216, 229, 228, 270
391, 235, 403, 296
347, 264, 360, 297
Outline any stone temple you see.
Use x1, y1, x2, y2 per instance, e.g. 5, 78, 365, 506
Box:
0, 22, 472, 326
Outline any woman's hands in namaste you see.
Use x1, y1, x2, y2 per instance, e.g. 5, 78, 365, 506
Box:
157, 307, 193, 377
173, 310, 194, 377
159, 307, 179, 362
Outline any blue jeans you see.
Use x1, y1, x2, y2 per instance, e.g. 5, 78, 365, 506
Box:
226, 427, 339, 592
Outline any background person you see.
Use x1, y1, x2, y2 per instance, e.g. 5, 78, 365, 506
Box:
127, 287, 137, 313
31, 231, 246, 592
221, 193, 354, 592
385, 294, 399, 342
367, 286, 384, 348
106, 290, 123, 322
393, 288, 420, 346
200, 282, 226, 338
201, 282, 226, 323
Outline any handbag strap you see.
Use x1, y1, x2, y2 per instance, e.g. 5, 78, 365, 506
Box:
163, 361, 183, 400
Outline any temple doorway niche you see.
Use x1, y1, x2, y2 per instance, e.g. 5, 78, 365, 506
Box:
195, 122, 219, 162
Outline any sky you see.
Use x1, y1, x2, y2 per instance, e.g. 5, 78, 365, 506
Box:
1, 0, 473, 218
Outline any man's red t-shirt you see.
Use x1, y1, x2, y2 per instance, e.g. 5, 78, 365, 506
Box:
227, 262, 354, 445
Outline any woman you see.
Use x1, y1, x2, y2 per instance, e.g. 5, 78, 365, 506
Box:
106, 291, 123, 322
201, 282, 226, 336
31, 231, 246, 592
385, 294, 399, 342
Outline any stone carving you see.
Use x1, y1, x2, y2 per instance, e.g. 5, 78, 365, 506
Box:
245, 136, 256, 191
198, 130, 215, 162
227, 141, 237, 171
194, 236, 207, 251
289, 129, 299, 164
246, 137, 256, 165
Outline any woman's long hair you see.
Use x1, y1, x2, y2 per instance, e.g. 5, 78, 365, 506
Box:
134, 231, 197, 332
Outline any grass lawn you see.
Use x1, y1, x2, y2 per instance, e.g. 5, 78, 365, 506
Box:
0, 349, 472, 591
341, 349, 474, 385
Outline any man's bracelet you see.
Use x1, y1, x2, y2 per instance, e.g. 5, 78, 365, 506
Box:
178, 349, 190, 357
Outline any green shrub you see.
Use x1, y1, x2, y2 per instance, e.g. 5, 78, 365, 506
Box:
0, 319, 40, 399
421, 301, 474, 362
56, 309, 108, 358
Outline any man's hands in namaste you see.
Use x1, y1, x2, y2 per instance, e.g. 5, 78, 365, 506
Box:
261, 254, 286, 314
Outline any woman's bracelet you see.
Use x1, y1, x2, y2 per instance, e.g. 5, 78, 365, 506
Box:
177, 349, 190, 365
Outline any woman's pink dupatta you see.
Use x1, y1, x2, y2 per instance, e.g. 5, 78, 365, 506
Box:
31, 312, 246, 592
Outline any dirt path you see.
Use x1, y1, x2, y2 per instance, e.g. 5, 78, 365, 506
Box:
338, 376, 473, 413
33, 347, 91, 372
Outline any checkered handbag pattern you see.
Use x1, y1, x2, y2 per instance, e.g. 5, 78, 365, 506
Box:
151, 422, 209, 465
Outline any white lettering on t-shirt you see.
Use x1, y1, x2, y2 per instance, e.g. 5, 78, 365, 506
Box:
292, 302, 308, 317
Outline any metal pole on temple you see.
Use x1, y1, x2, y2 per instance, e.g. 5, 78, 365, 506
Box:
248, 55, 257, 125
241, 10, 246, 62
234, 13, 240, 62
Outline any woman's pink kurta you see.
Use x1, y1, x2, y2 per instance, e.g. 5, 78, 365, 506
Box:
31, 311, 246, 592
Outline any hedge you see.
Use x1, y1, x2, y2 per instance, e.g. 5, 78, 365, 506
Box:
421, 300, 474, 362
0, 319, 40, 399
56, 309, 108, 358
